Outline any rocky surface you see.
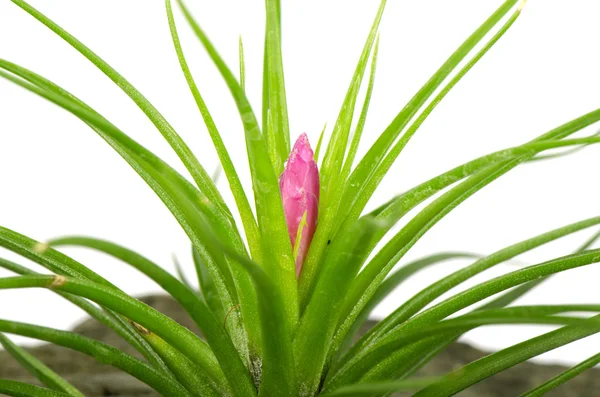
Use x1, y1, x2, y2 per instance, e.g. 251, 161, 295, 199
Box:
1, 295, 598, 396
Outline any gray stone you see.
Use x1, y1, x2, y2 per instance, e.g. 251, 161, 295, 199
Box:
1, 295, 597, 396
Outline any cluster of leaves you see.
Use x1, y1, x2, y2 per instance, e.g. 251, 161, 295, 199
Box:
0, 0, 599, 396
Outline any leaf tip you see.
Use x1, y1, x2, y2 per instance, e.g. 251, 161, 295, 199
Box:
32, 241, 49, 254
129, 320, 152, 336
49, 275, 67, 288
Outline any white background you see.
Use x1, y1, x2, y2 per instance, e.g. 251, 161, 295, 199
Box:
0, 0, 599, 366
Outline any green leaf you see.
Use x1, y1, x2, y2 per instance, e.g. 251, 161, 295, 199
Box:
339, 36, 380, 188
348, 225, 600, 387
339, 0, 521, 229
165, 0, 262, 263
531, 128, 600, 161
294, 216, 379, 397
0, 319, 193, 397
176, 0, 299, 332
0, 225, 172, 374
0, 380, 71, 397
481, 229, 600, 311
333, 249, 600, 387
0, 257, 165, 373
319, 1, 386, 204
0, 274, 237, 394
336, 2, 524, 236
320, 378, 438, 397
192, 247, 226, 319
0, 58, 240, 302
331, 252, 481, 364
0, 333, 84, 397
413, 314, 600, 397
519, 351, 600, 397
221, 251, 297, 397
132, 329, 222, 397
47, 235, 253, 388
0, 62, 255, 382
300, 0, 387, 306
171, 254, 195, 291
314, 122, 327, 163
348, 216, 600, 359
328, 216, 600, 387
10, 0, 233, 224
239, 36, 246, 91
362, 107, 600, 243
166, 0, 262, 362
328, 306, 600, 390
264, 0, 291, 174
332, 128, 600, 368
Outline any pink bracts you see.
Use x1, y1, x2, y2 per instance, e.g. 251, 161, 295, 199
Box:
279, 133, 320, 277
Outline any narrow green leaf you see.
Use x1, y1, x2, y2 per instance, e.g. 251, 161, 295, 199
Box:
0, 275, 234, 394
10, 0, 233, 224
0, 62, 252, 381
300, 0, 386, 306
331, 252, 481, 365
330, 217, 600, 386
362, 107, 600, 243
413, 314, 600, 397
0, 58, 240, 303
0, 320, 194, 397
340, 3, 525, 237
331, 121, 600, 367
239, 35, 246, 91
166, 0, 270, 364
192, 247, 226, 320
0, 257, 162, 371
0, 380, 71, 397
177, 0, 299, 331
172, 254, 195, 291
337, 3, 524, 238
482, 229, 600, 311
264, 0, 291, 173
330, 309, 600, 391
222, 251, 297, 397
294, 216, 379, 397
519, 351, 600, 397
0, 225, 172, 374
340, 36, 380, 183
340, 0, 521, 228
319, 0, 386, 205
334, 250, 600, 387
314, 123, 327, 163
0, 59, 220, 229
350, 216, 600, 358
0, 333, 84, 397
165, 0, 262, 263
352, 225, 600, 386
47, 235, 252, 386
531, 128, 600, 161
320, 378, 438, 397
132, 328, 222, 397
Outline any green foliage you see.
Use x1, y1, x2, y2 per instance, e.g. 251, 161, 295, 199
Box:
1, 0, 599, 396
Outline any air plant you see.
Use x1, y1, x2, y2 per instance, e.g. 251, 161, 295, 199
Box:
0, 0, 600, 396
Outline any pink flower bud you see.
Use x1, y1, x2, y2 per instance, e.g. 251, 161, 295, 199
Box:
279, 133, 320, 277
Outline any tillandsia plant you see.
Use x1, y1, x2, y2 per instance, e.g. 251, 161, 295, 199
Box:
1, 0, 600, 396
